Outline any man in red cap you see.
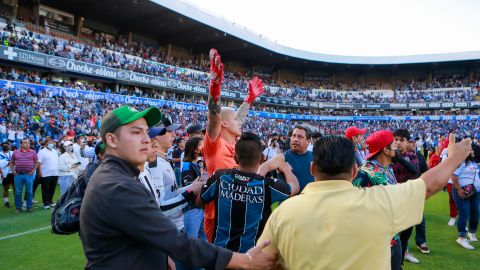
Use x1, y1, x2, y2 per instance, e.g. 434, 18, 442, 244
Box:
352, 130, 402, 270
344, 126, 367, 167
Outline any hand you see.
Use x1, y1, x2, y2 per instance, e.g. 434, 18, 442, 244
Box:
209, 48, 224, 101
167, 256, 176, 270
189, 177, 204, 195
277, 162, 293, 174
245, 77, 266, 105
246, 240, 278, 270
447, 133, 472, 163
28, 170, 34, 175
457, 188, 466, 199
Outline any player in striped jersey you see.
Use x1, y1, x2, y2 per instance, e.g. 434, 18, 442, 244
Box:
198, 132, 299, 252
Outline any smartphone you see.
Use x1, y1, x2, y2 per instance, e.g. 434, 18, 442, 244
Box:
200, 172, 209, 182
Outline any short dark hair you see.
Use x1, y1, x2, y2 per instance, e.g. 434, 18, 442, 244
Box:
235, 132, 262, 167
311, 132, 322, 140
293, 125, 311, 139
471, 143, 480, 163
95, 142, 106, 156
394, 129, 410, 140
313, 136, 355, 177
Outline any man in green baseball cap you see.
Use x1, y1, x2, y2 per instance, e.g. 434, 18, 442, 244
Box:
80, 105, 277, 270
99, 105, 162, 170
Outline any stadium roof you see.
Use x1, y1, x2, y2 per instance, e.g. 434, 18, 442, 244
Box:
40, 0, 480, 70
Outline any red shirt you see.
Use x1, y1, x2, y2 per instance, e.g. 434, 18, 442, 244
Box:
202, 133, 236, 220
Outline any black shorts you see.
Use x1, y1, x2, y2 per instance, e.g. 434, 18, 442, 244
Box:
2, 173, 14, 185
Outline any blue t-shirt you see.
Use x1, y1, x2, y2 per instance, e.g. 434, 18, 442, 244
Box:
282, 149, 314, 191
200, 168, 291, 252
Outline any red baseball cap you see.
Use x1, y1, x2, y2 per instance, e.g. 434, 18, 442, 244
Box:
344, 126, 367, 140
365, 130, 394, 160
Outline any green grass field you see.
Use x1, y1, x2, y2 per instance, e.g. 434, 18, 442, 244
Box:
0, 188, 479, 269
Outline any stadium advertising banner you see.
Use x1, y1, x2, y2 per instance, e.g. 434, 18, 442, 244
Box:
0, 79, 478, 122
0, 45, 478, 110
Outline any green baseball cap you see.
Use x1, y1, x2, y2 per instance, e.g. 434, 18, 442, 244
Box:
100, 105, 162, 141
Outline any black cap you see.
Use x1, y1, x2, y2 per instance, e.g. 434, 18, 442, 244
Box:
148, 115, 181, 138
186, 124, 205, 135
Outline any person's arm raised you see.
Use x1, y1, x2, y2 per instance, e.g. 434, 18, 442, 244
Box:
207, 49, 224, 142
422, 133, 472, 199
236, 77, 265, 125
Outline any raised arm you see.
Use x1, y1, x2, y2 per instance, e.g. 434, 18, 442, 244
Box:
207, 49, 224, 141
422, 134, 471, 199
236, 77, 266, 125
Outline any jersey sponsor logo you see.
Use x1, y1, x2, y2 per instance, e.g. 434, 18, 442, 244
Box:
219, 180, 264, 203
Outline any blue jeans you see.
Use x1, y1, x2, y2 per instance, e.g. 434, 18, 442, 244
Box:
184, 208, 206, 240
452, 189, 479, 237
59, 175, 74, 195
391, 241, 402, 270
14, 173, 35, 210
415, 215, 426, 245
0, 132, 6, 143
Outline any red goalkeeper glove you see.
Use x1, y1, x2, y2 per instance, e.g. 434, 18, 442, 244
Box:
244, 76, 265, 105
209, 48, 224, 101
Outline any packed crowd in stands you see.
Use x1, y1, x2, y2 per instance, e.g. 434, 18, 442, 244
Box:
0, 18, 479, 104
0, 79, 478, 152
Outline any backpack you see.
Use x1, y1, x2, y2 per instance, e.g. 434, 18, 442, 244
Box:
51, 162, 99, 235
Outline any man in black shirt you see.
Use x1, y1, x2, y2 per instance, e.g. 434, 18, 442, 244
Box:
199, 132, 299, 252
80, 105, 276, 270
172, 137, 185, 186
409, 137, 430, 254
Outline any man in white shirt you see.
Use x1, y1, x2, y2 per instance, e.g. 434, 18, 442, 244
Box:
147, 117, 203, 231
263, 140, 280, 161
0, 142, 14, 207
73, 136, 90, 172
16, 129, 25, 148
37, 137, 59, 209
7, 127, 15, 145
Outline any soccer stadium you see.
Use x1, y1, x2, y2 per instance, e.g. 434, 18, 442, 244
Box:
0, 0, 479, 269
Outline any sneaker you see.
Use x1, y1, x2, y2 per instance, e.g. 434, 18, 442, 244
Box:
448, 217, 456, 226
404, 253, 420, 264
26, 208, 33, 212
456, 238, 475, 250
43, 205, 51, 210
32, 199, 38, 204
417, 243, 430, 254
4, 201, 10, 208
50, 203, 56, 207
22, 201, 26, 208
468, 233, 478, 242
15, 209, 21, 214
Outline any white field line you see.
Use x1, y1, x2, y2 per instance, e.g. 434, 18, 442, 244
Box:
0, 226, 50, 241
